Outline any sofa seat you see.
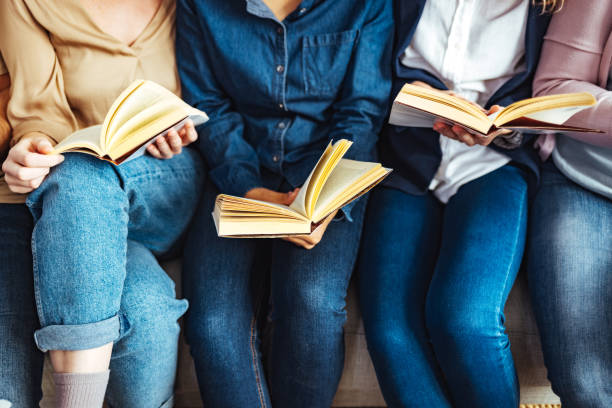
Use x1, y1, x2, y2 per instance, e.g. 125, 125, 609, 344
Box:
41, 260, 560, 407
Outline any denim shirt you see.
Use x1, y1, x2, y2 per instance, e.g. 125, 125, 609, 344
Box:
176, 0, 393, 219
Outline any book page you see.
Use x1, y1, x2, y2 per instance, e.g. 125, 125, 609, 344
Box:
290, 141, 335, 217
392, 84, 492, 134
101, 80, 146, 148
312, 159, 382, 222
106, 81, 209, 161
522, 105, 594, 125
52, 125, 104, 156
494, 92, 596, 127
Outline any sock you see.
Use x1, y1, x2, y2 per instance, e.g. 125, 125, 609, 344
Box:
53, 370, 110, 408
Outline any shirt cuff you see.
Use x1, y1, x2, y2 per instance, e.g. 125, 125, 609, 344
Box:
492, 130, 523, 150
338, 199, 356, 223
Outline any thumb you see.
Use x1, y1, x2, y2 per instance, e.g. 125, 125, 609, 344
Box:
35, 138, 55, 155
488, 105, 503, 114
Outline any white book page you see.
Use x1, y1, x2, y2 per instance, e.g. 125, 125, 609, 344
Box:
312, 159, 379, 221
522, 104, 594, 125
52, 125, 104, 156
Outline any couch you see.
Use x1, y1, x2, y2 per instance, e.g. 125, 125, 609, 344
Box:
41, 260, 561, 407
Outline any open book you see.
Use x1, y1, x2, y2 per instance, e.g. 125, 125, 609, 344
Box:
52, 80, 208, 164
389, 83, 602, 136
213, 139, 391, 237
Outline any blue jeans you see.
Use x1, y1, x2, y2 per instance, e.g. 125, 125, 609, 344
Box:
359, 165, 528, 408
183, 179, 367, 408
26, 150, 204, 407
0, 204, 44, 408
527, 161, 612, 408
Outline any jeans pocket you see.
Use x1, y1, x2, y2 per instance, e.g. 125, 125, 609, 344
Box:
302, 30, 359, 97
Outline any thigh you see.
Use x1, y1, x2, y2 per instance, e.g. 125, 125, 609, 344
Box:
429, 165, 529, 324
0, 204, 44, 406
119, 148, 206, 254
358, 186, 443, 324
107, 240, 187, 408
182, 180, 261, 338
528, 164, 612, 383
270, 197, 368, 317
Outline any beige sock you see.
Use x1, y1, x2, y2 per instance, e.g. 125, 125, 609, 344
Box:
53, 370, 110, 408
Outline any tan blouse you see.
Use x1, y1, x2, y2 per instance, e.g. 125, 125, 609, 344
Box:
0, 0, 179, 203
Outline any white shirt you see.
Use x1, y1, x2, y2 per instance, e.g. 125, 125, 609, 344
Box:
401, 0, 529, 203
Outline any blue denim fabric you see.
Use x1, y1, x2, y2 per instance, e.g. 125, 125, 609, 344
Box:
183, 177, 367, 408
26, 150, 205, 407
358, 165, 528, 408
527, 161, 612, 408
0, 204, 44, 408
176, 0, 393, 211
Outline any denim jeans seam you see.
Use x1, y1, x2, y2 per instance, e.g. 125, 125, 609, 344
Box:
30, 226, 48, 330
249, 315, 267, 408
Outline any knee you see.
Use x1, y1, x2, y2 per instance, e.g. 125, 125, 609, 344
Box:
425, 297, 506, 349
28, 154, 120, 209
277, 281, 347, 335
185, 304, 245, 357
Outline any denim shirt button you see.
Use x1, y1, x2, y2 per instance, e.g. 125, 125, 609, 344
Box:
278, 103, 284, 109
299, 8, 307, 14
278, 122, 286, 129
272, 155, 280, 163
276, 27, 283, 35
276, 65, 284, 73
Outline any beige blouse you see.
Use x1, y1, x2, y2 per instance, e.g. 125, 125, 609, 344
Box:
0, 0, 179, 203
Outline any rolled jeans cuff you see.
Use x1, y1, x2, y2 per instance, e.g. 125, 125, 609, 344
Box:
34, 314, 122, 352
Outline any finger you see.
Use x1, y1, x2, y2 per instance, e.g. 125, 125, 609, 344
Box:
146, 143, 163, 158
433, 122, 458, 140
282, 236, 312, 249
451, 125, 476, 146
285, 188, 300, 205
6, 182, 33, 194
13, 148, 64, 168
488, 105, 503, 115
4, 173, 40, 189
166, 130, 182, 155
440, 126, 461, 142
2, 160, 49, 180
35, 138, 55, 155
182, 126, 198, 145
155, 136, 174, 159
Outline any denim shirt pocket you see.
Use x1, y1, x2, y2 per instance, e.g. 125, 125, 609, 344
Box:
302, 30, 359, 97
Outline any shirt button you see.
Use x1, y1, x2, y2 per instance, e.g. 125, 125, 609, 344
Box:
276, 65, 284, 73
277, 27, 283, 35
278, 103, 284, 110
299, 8, 307, 14
278, 122, 286, 129
272, 155, 280, 163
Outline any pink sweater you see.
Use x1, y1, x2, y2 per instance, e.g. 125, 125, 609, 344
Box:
533, 0, 612, 159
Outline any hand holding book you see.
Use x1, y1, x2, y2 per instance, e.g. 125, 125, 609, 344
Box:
433, 105, 514, 147
390, 82, 602, 137
213, 139, 392, 238
244, 186, 337, 249
146, 118, 199, 160
409, 82, 514, 147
